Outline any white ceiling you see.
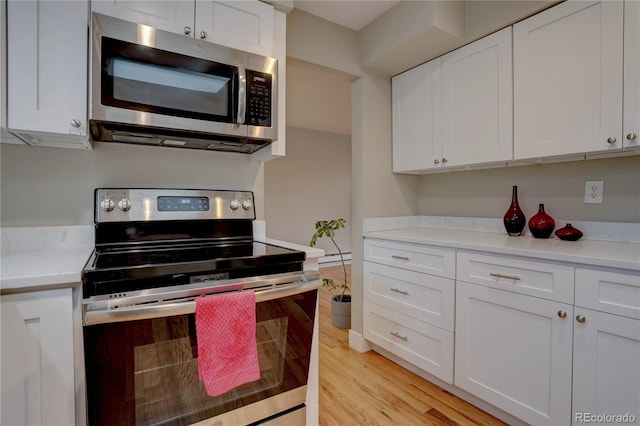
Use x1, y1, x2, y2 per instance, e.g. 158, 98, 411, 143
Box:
293, 0, 400, 31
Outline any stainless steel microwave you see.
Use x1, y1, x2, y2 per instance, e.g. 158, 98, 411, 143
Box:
89, 13, 277, 154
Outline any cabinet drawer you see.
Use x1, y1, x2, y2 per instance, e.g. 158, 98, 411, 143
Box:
364, 301, 454, 384
364, 261, 454, 331
364, 238, 455, 279
575, 268, 640, 319
457, 251, 574, 303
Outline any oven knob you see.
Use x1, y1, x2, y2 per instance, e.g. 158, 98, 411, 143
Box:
230, 199, 240, 210
117, 198, 132, 212
242, 200, 253, 210
100, 197, 115, 212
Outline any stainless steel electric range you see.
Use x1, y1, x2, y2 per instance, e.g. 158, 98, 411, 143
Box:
81, 188, 320, 426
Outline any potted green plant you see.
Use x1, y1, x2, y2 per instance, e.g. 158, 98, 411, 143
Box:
310, 218, 351, 328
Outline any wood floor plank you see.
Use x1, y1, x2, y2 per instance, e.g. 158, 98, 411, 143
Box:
317, 265, 507, 426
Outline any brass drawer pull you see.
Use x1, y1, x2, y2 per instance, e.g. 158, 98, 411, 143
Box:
390, 331, 408, 341
490, 272, 521, 281
391, 255, 410, 261
390, 288, 408, 295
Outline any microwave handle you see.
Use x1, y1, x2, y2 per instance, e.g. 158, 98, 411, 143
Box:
236, 66, 246, 126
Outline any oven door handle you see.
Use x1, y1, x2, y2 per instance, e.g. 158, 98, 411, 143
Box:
83, 279, 322, 326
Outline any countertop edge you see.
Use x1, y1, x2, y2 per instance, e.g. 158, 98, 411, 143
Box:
363, 228, 640, 272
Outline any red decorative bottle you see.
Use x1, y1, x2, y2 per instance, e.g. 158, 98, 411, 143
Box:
503, 185, 526, 236
555, 224, 583, 241
528, 204, 555, 238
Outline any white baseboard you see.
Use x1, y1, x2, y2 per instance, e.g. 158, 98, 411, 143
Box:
319, 252, 352, 267
348, 330, 370, 353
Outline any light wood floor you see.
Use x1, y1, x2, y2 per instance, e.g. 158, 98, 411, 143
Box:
317, 264, 507, 426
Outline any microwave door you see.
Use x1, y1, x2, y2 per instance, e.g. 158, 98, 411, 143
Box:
90, 13, 249, 140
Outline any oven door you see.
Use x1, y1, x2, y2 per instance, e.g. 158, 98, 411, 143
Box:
82, 283, 318, 425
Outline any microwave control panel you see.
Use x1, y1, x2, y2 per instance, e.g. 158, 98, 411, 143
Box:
246, 70, 272, 127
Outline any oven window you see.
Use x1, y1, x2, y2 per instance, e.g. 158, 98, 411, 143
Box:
83, 290, 316, 425
101, 37, 237, 122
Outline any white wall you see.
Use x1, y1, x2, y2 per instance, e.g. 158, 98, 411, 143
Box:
286, 59, 353, 135
264, 126, 351, 255
0, 143, 264, 226
418, 156, 640, 223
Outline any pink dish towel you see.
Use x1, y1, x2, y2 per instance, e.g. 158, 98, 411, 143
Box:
195, 291, 260, 396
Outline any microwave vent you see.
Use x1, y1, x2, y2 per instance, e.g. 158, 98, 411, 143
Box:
90, 121, 270, 154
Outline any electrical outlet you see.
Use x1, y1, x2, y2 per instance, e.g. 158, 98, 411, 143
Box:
584, 181, 604, 204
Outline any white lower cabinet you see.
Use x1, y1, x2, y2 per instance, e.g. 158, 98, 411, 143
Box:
572, 308, 640, 425
1, 288, 75, 426
363, 239, 455, 384
572, 267, 640, 425
363, 237, 640, 424
455, 281, 573, 425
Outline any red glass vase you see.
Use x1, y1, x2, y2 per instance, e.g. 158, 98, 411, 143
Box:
528, 204, 555, 238
503, 185, 526, 236
555, 224, 583, 241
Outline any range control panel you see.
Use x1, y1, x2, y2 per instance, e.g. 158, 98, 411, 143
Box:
95, 189, 255, 223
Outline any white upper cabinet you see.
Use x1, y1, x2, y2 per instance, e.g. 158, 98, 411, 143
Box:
513, 1, 624, 160
91, 0, 195, 35
392, 27, 512, 173
7, 0, 90, 148
441, 27, 513, 167
196, 1, 274, 57
624, 0, 640, 148
91, 0, 274, 56
392, 58, 442, 173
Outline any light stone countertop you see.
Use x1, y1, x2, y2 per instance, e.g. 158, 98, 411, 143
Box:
363, 227, 640, 271
0, 247, 94, 292
1, 226, 94, 293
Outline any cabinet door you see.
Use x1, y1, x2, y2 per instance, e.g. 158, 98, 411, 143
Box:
455, 282, 573, 425
1, 288, 75, 426
0, 0, 22, 144
195, 0, 274, 56
91, 0, 195, 36
7, 0, 88, 137
441, 27, 512, 167
392, 58, 442, 173
513, 1, 624, 159
572, 308, 640, 425
624, 0, 640, 148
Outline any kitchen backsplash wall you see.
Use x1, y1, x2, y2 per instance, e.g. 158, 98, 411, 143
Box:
0, 143, 264, 227
418, 156, 640, 223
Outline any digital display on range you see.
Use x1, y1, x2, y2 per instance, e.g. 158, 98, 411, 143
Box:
157, 196, 209, 211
